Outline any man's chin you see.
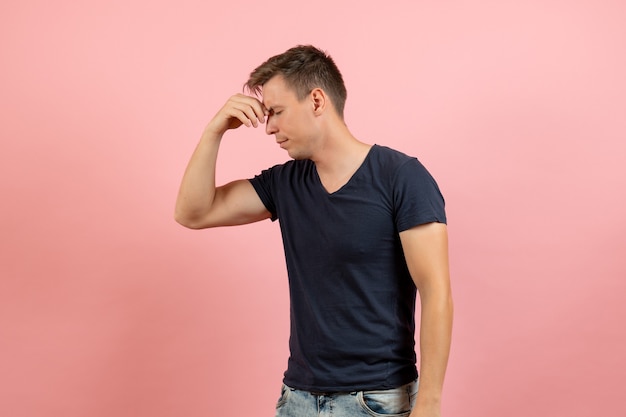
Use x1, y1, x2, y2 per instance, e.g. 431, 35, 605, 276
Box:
288, 151, 309, 161
284, 148, 299, 159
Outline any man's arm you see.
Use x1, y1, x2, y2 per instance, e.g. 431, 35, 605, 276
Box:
175, 94, 271, 229
399, 222, 453, 417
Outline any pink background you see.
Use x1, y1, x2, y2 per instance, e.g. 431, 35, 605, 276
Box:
2, 1, 625, 416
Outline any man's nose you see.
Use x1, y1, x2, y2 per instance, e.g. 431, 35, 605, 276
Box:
265, 116, 277, 135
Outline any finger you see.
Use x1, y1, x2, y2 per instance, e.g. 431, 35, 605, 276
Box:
236, 105, 260, 127
230, 106, 268, 129
232, 95, 267, 125
222, 99, 255, 128
253, 102, 269, 124
232, 108, 255, 128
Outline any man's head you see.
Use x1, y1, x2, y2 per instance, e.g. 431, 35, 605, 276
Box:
245, 45, 347, 119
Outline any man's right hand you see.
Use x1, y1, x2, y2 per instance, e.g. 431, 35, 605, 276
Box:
205, 94, 269, 136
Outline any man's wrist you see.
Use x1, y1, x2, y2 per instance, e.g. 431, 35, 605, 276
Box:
414, 387, 442, 406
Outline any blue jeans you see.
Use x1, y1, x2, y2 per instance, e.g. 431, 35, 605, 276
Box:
275, 379, 418, 417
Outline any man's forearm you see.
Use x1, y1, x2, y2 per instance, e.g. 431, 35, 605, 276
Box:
412, 290, 453, 415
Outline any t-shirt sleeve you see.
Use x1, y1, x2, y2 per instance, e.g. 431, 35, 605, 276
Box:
393, 158, 447, 232
248, 167, 278, 221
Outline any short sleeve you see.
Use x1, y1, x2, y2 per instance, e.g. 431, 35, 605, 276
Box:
249, 168, 278, 221
393, 158, 446, 232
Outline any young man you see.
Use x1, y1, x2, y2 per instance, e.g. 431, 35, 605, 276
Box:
175, 45, 453, 417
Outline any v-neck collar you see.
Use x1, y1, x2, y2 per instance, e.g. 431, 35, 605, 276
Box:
313, 145, 376, 196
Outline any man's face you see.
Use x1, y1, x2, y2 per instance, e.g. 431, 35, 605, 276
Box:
262, 75, 319, 160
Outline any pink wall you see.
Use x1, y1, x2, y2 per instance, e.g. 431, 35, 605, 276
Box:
1, 1, 625, 416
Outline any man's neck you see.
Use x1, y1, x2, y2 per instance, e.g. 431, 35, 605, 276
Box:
312, 124, 372, 193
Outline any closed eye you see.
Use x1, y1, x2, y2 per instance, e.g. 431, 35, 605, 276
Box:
268, 107, 283, 116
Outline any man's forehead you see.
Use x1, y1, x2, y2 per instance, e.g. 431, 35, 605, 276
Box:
261, 75, 294, 108
261, 96, 281, 111
261, 94, 274, 109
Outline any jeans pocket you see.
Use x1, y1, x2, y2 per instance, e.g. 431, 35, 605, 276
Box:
275, 384, 291, 409
357, 381, 417, 417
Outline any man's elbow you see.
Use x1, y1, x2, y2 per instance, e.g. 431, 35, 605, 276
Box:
174, 210, 209, 230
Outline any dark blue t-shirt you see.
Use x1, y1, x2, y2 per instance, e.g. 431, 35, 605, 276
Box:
249, 144, 446, 392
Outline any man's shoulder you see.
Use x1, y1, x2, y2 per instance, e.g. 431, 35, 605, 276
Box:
372, 144, 414, 159
252, 158, 315, 183
369, 144, 417, 172
368, 145, 438, 188
265, 158, 313, 173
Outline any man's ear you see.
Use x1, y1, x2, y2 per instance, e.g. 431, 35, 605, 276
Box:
310, 88, 327, 115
